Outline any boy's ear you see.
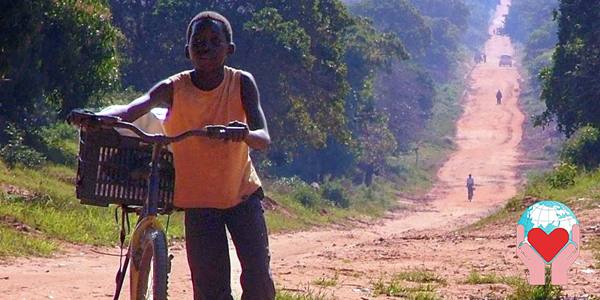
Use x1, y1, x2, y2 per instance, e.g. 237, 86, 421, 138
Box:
184, 44, 190, 59
228, 43, 236, 55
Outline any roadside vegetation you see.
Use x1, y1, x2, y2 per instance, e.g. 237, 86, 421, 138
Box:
312, 273, 339, 288
371, 269, 445, 299
464, 270, 568, 300
275, 288, 333, 300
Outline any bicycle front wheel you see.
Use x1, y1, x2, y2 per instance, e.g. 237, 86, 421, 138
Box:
134, 229, 168, 300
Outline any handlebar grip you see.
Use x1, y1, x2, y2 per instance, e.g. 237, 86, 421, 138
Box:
204, 125, 247, 140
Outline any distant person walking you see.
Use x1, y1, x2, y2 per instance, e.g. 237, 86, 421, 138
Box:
496, 89, 503, 104
466, 174, 475, 201
483, 53, 487, 63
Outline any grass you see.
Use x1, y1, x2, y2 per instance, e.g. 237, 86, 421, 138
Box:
371, 270, 445, 299
312, 273, 339, 287
465, 270, 564, 299
507, 270, 563, 300
0, 161, 188, 256
395, 269, 447, 285
0, 225, 57, 257
265, 178, 397, 233
275, 287, 334, 300
464, 271, 521, 285
372, 278, 439, 299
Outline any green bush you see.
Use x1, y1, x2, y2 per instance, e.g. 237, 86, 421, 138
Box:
0, 123, 46, 168
292, 184, 322, 207
545, 162, 578, 189
321, 180, 350, 208
560, 126, 600, 170
39, 122, 78, 166
508, 276, 562, 300
271, 176, 307, 194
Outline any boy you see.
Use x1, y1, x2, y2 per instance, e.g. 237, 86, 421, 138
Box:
98, 11, 275, 300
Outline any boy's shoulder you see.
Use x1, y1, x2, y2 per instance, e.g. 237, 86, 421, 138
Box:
226, 66, 258, 91
225, 65, 254, 81
168, 70, 193, 82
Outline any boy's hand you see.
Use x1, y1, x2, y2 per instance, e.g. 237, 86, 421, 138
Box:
67, 109, 121, 132
67, 109, 95, 126
225, 121, 249, 142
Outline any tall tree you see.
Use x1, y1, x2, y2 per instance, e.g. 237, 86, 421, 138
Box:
538, 0, 600, 136
0, 0, 121, 130
504, 0, 559, 44
349, 0, 431, 57
347, 0, 436, 150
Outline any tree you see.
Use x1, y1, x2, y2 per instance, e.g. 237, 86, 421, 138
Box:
538, 0, 600, 136
346, 0, 436, 151
410, 0, 469, 79
375, 63, 434, 150
0, 0, 121, 130
504, 0, 558, 94
357, 114, 398, 186
349, 0, 431, 57
504, 0, 559, 44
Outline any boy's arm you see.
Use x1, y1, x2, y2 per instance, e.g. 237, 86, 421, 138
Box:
240, 72, 271, 151
97, 80, 173, 122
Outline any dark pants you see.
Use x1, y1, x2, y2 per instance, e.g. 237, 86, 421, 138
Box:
184, 189, 276, 300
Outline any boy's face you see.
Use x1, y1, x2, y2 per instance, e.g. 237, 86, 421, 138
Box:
186, 19, 234, 73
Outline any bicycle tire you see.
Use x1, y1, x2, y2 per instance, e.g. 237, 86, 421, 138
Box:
134, 229, 168, 300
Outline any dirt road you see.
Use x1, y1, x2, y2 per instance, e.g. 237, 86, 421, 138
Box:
3, 1, 598, 299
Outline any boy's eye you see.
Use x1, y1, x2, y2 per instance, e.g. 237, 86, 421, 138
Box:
191, 40, 205, 48
191, 38, 222, 48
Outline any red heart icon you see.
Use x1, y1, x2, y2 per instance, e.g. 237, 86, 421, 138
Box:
528, 228, 569, 262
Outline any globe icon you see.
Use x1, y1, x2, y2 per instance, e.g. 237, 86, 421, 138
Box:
518, 200, 579, 262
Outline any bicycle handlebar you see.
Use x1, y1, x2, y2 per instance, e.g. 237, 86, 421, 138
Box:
67, 109, 242, 145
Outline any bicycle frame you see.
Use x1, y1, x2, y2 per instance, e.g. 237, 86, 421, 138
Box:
129, 143, 166, 299
68, 110, 240, 300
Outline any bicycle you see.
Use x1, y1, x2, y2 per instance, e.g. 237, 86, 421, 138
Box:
467, 185, 475, 201
69, 109, 242, 300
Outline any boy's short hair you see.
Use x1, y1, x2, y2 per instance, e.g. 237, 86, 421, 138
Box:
186, 11, 233, 43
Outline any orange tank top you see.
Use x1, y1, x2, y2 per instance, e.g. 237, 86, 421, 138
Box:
163, 66, 262, 209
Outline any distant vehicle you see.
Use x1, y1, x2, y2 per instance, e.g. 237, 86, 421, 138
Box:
499, 55, 512, 67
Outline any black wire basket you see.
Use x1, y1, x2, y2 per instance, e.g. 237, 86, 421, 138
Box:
75, 127, 175, 210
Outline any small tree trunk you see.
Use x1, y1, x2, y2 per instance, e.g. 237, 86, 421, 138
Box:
365, 164, 374, 186
414, 147, 419, 168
